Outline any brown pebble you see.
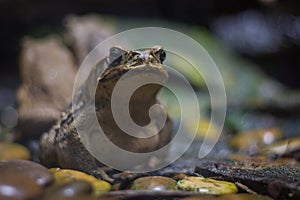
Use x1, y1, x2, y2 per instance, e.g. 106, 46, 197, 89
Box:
49, 168, 111, 195
43, 195, 112, 200
43, 181, 92, 199
264, 136, 300, 157
219, 193, 272, 200
182, 193, 271, 200
173, 173, 188, 180
0, 142, 30, 160
0, 160, 54, 187
0, 172, 42, 200
230, 128, 283, 150
131, 176, 177, 191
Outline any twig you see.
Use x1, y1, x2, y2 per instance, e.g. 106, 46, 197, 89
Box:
235, 181, 258, 195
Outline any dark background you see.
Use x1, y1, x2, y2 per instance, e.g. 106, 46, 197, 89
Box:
0, 0, 299, 89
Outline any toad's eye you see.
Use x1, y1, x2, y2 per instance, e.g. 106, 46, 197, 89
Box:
133, 54, 141, 61
159, 50, 166, 62
155, 49, 166, 63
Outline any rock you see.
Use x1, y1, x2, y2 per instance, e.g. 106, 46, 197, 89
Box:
182, 193, 272, 200
131, 176, 177, 191
217, 194, 272, 200
230, 128, 283, 151
0, 172, 42, 200
17, 36, 77, 138
0, 160, 54, 187
173, 173, 188, 181
63, 14, 115, 64
43, 195, 109, 200
177, 176, 238, 195
263, 136, 300, 160
43, 181, 92, 199
0, 142, 30, 160
229, 153, 299, 166
50, 168, 111, 195
195, 158, 300, 199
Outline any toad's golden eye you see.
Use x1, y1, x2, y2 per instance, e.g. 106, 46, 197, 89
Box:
152, 47, 166, 63
158, 49, 166, 63
132, 54, 141, 61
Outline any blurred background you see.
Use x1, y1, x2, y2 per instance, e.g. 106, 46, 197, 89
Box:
1, 0, 299, 87
0, 2, 299, 198
0, 0, 300, 138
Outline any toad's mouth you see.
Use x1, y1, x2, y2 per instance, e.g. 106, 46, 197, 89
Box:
98, 63, 168, 83
94, 63, 169, 105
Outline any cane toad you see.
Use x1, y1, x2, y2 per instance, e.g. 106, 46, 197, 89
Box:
39, 46, 172, 180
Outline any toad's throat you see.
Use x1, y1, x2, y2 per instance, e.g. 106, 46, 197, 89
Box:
96, 84, 168, 153
94, 66, 169, 153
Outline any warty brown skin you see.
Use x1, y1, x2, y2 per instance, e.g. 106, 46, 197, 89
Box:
39, 47, 172, 180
